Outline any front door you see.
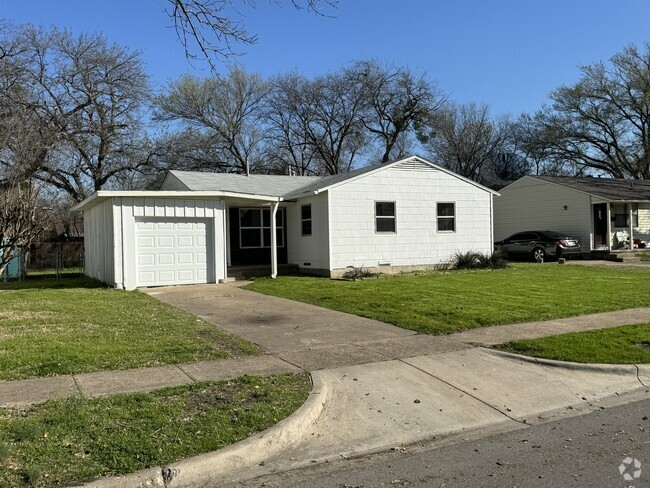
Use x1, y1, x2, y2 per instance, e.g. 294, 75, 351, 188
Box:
593, 203, 608, 247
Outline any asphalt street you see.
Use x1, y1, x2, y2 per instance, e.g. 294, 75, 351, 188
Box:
229, 392, 650, 488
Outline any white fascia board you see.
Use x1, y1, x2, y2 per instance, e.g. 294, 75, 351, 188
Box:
72, 190, 281, 212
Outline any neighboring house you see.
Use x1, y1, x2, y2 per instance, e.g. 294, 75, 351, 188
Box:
494, 175, 650, 253
73, 155, 497, 290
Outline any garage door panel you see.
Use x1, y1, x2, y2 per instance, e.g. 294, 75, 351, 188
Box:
158, 253, 175, 265
138, 254, 155, 266
136, 218, 211, 287
177, 236, 193, 247
157, 236, 174, 247
138, 236, 155, 248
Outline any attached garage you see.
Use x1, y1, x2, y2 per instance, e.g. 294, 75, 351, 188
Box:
73, 190, 280, 290
135, 219, 211, 287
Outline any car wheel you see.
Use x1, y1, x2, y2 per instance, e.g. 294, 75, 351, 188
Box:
532, 247, 546, 262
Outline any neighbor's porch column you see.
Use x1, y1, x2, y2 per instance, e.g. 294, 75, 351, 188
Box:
629, 203, 635, 249
606, 202, 612, 250
270, 201, 279, 278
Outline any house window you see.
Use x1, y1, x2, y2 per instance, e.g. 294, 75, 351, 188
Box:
437, 202, 456, 232
375, 202, 396, 233
612, 203, 639, 227
239, 208, 284, 248
301, 204, 312, 236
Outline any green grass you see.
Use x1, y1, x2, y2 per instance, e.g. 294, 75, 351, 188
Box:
0, 373, 311, 488
245, 264, 650, 334
498, 323, 650, 363
0, 275, 258, 381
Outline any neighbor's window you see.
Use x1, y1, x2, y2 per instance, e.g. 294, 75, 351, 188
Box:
612, 203, 639, 227
239, 208, 284, 248
375, 201, 396, 233
301, 204, 312, 236
437, 202, 456, 232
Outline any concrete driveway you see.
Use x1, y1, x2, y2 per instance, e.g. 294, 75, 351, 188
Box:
144, 283, 470, 370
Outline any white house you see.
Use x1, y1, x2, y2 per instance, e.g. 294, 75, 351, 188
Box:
494, 175, 650, 252
73, 156, 497, 290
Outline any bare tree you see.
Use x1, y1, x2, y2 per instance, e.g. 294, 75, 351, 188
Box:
0, 25, 151, 202
267, 71, 367, 175
530, 43, 650, 178
155, 67, 269, 175
166, 0, 337, 69
264, 73, 319, 175
0, 179, 48, 277
424, 102, 503, 182
349, 60, 444, 164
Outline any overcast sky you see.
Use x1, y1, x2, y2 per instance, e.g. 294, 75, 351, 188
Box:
2, 0, 650, 116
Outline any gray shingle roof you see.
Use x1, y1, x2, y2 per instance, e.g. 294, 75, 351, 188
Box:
167, 170, 324, 197
532, 176, 650, 201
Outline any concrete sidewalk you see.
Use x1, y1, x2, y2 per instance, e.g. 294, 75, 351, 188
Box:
0, 355, 299, 407
76, 347, 650, 488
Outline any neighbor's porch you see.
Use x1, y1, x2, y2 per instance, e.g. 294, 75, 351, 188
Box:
591, 201, 650, 252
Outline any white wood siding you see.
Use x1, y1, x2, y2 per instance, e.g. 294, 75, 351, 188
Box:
286, 193, 330, 271
494, 178, 593, 250
637, 204, 650, 243
327, 163, 493, 270
83, 199, 116, 286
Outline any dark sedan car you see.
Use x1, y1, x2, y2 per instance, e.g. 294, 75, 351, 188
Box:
495, 230, 582, 261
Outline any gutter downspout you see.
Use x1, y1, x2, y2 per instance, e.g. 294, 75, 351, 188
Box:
270, 201, 279, 279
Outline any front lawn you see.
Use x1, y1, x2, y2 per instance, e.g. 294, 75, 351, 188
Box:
498, 324, 650, 364
245, 265, 650, 334
0, 373, 311, 488
0, 275, 258, 381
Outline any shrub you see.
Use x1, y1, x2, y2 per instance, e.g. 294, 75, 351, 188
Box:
450, 250, 508, 270
342, 265, 376, 280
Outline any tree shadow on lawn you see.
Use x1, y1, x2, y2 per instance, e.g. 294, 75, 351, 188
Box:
0, 272, 105, 291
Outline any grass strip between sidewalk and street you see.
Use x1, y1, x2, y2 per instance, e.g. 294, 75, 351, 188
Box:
0, 274, 259, 381
498, 323, 650, 364
0, 373, 311, 488
245, 264, 650, 334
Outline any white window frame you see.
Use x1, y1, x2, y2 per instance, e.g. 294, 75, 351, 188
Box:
375, 201, 396, 233
239, 208, 285, 249
437, 202, 456, 233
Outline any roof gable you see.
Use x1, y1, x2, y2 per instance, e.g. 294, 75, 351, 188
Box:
284, 155, 498, 198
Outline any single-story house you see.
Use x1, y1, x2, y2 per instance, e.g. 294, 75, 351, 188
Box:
494, 175, 650, 252
73, 155, 498, 290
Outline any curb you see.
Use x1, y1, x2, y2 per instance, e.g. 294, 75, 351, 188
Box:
75, 467, 165, 487
163, 372, 330, 487
73, 372, 329, 488
484, 347, 640, 375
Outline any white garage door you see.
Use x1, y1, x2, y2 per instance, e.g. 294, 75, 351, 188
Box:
136, 219, 210, 287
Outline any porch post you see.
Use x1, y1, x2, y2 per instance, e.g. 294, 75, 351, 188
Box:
270, 201, 279, 279
606, 203, 612, 250
629, 203, 635, 249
